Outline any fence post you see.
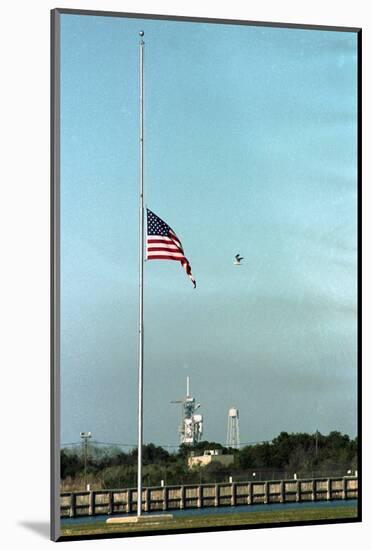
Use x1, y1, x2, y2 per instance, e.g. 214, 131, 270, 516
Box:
264, 482, 269, 504
107, 491, 114, 515
70, 493, 76, 518
342, 478, 347, 500
88, 491, 95, 516
231, 482, 236, 506
214, 484, 220, 507
145, 488, 150, 512
163, 487, 168, 511
327, 479, 331, 501
197, 486, 202, 508
179, 485, 185, 510
127, 489, 133, 513
247, 482, 253, 505
296, 480, 301, 503
312, 480, 316, 501
280, 481, 285, 503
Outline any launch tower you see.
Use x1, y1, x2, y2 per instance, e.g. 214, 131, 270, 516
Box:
171, 377, 203, 445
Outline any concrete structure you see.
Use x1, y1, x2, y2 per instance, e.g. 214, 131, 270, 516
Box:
188, 449, 234, 469
61, 476, 358, 517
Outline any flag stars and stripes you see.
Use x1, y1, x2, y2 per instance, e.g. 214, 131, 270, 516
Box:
146, 209, 196, 288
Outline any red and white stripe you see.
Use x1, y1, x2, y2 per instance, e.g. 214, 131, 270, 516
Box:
147, 230, 196, 288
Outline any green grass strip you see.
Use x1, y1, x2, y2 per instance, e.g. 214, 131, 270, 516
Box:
61, 506, 358, 537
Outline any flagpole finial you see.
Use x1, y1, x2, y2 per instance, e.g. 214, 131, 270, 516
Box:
139, 30, 144, 37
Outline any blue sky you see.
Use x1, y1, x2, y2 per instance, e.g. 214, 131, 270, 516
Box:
60, 14, 357, 447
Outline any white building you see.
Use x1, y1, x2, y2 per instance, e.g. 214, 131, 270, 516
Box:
188, 449, 234, 469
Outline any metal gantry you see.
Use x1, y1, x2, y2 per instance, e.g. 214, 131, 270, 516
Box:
171, 377, 203, 445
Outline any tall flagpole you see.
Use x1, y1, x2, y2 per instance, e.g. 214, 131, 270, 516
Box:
137, 30, 145, 517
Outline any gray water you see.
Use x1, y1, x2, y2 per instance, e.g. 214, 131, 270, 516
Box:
61, 499, 357, 526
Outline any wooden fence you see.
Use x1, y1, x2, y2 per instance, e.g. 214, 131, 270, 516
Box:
60, 476, 358, 518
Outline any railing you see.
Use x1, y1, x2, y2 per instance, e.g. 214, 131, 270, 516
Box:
60, 476, 358, 518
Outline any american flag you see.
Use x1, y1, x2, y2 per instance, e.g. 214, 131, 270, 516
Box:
146, 208, 196, 288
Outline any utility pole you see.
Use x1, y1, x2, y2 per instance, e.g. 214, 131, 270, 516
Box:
80, 431, 92, 489
315, 429, 319, 459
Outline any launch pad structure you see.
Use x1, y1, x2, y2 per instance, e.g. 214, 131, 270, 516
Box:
171, 377, 203, 446
172, 379, 242, 450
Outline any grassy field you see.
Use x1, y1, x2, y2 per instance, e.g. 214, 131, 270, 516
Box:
60, 505, 358, 538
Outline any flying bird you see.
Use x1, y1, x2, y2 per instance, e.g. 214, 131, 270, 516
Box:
234, 254, 244, 266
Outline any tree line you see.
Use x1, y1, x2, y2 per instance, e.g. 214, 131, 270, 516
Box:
61, 431, 357, 490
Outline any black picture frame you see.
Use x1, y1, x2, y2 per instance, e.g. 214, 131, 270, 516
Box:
51, 8, 361, 542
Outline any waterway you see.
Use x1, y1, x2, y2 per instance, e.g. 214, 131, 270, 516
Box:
61, 499, 357, 526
